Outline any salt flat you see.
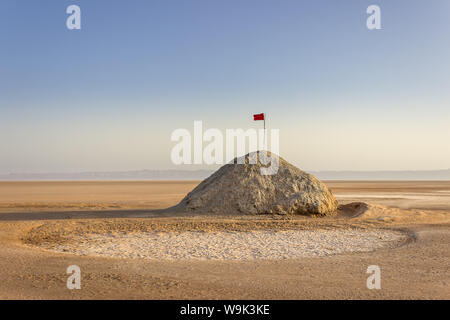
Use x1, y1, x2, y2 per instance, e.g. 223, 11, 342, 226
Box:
44, 229, 407, 260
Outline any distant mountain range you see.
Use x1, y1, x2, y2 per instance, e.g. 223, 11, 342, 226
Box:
0, 169, 449, 181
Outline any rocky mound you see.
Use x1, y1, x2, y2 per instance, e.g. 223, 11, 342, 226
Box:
175, 152, 338, 216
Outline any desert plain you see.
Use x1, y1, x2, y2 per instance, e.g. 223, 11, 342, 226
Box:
0, 180, 449, 299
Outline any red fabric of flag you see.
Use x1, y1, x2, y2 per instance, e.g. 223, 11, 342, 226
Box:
253, 113, 264, 121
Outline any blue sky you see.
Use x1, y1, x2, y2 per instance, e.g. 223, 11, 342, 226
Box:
1, 0, 449, 173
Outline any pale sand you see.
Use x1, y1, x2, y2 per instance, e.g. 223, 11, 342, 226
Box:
41, 229, 408, 260
0, 181, 449, 299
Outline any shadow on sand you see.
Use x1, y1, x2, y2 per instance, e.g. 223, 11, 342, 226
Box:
0, 208, 176, 222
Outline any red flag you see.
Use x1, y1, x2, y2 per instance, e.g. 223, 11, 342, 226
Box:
253, 113, 264, 121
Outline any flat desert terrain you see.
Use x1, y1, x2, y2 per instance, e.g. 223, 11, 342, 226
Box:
0, 181, 449, 299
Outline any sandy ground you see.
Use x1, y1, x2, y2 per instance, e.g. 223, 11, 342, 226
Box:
37, 229, 408, 260
0, 181, 449, 299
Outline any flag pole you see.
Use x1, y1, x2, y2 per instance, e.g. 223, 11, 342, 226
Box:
263, 113, 266, 150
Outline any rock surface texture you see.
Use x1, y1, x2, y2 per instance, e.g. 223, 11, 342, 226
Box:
175, 152, 338, 216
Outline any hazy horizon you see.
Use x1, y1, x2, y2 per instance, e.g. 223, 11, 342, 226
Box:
1, 0, 449, 173
1, 168, 450, 181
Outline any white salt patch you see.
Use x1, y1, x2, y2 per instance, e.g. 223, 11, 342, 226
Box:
337, 194, 425, 199
336, 193, 450, 200
47, 229, 407, 260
